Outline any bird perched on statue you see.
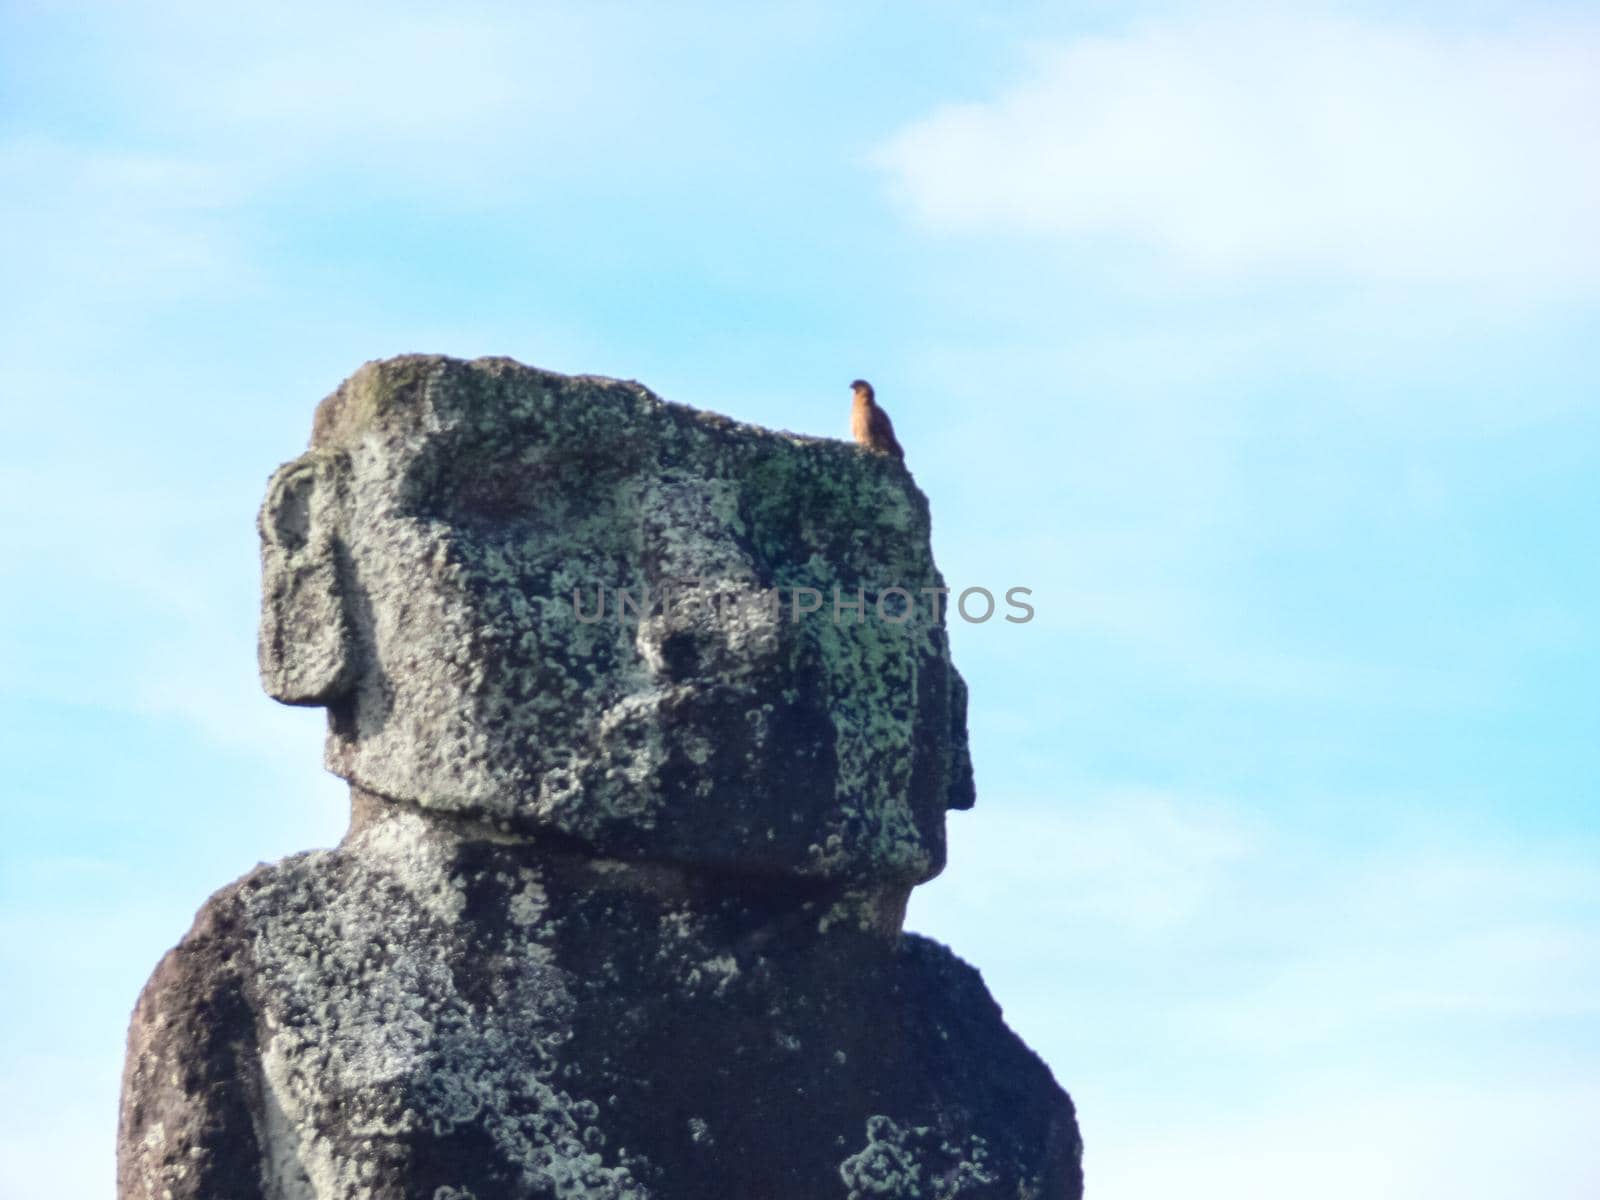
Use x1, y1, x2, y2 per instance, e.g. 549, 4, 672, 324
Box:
849, 379, 904, 460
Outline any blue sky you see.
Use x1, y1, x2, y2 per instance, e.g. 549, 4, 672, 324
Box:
2, 1, 1597, 1196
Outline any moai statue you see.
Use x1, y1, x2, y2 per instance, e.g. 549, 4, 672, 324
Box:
118, 356, 1082, 1200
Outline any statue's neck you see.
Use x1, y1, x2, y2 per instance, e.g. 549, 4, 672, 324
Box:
342, 785, 911, 944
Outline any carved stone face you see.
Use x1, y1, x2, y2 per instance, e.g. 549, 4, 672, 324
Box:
260, 356, 973, 884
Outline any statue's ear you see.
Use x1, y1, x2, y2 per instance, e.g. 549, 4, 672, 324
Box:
257, 452, 359, 706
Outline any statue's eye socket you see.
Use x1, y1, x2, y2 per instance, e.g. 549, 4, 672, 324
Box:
423, 454, 627, 529
453, 472, 533, 518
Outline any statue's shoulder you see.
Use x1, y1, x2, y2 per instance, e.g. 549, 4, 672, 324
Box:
894, 930, 1024, 1035
124, 848, 343, 1059
118, 849, 348, 1199
165, 847, 340, 951
896, 931, 996, 999
128, 851, 313, 1018
893, 930, 1061, 1081
893, 932, 1085, 1197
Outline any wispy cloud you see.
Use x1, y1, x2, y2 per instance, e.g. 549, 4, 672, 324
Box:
28, 2, 835, 203
918, 790, 1600, 1030
0, 139, 249, 321
920, 789, 1252, 936
912, 790, 1600, 1199
874, 15, 1600, 291
1087, 1079, 1600, 1200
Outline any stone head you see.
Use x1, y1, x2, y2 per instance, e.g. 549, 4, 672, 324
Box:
259, 356, 974, 884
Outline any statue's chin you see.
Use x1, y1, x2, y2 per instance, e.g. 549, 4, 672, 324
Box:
324, 677, 946, 885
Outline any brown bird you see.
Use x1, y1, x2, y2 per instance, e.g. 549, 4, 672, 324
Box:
850, 379, 904, 460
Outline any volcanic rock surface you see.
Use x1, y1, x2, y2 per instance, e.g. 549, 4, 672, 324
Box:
117, 356, 1082, 1200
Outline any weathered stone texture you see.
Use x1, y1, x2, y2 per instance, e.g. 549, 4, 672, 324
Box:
118, 356, 1081, 1199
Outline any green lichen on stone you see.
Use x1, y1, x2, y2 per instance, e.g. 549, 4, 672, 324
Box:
117, 355, 1081, 1200
260, 354, 971, 885
840, 1116, 998, 1200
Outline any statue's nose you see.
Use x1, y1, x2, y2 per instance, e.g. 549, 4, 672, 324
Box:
636, 478, 781, 683
635, 576, 787, 684
639, 477, 761, 580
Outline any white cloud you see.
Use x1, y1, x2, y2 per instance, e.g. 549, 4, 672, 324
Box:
917, 791, 1600, 1037
1088, 1079, 1600, 1200
184, 10, 615, 187
874, 15, 1600, 289
930, 789, 1252, 935
1188, 842, 1600, 1055
911, 793, 1600, 1199
0, 139, 250, 319
52, 2, 819, 200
